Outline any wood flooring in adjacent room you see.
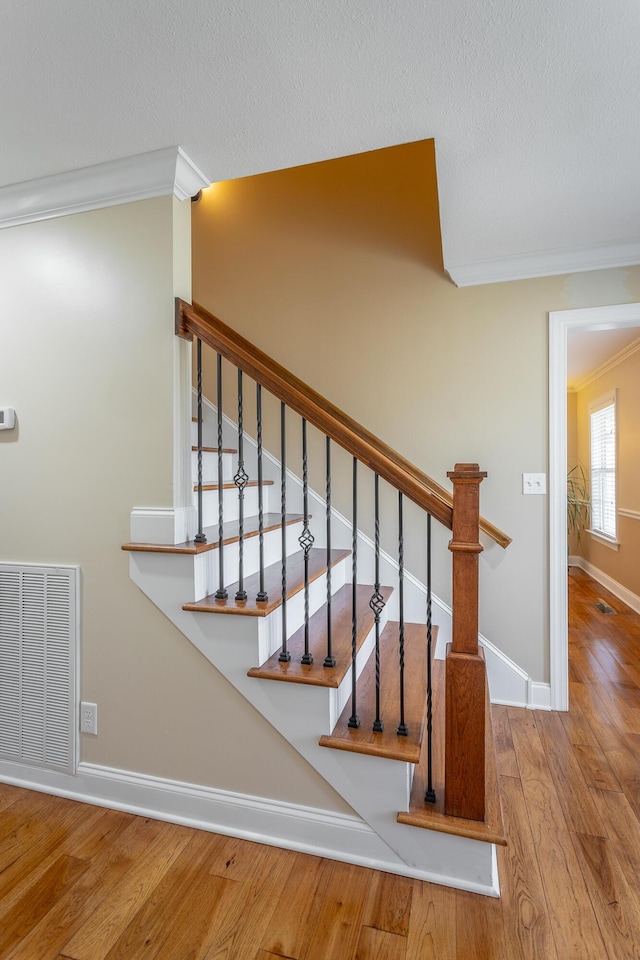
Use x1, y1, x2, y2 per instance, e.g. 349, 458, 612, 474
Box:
2, 566, 640, 959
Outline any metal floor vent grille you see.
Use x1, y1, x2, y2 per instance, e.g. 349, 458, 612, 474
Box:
594, 599, 617, 615
0, 564, 78, 773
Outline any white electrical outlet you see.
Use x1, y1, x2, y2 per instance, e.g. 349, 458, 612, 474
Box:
522, 473, 546, 495
80, 701, 98, 735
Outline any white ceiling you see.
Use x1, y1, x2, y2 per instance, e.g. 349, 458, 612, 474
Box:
2, 0, 640, 281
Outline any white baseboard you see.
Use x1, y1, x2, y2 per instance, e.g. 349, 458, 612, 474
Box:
570, 556, 640, 616
0, 759, 498, 894
527, 681, 552, 711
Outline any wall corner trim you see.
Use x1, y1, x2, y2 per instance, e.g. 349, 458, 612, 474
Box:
0, 147, 211, 230
446, 238, 640, 287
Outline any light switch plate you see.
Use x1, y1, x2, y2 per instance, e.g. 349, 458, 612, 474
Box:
522, 473, 546, 495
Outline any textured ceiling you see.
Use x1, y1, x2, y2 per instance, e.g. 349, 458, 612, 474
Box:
2, 0, 639, 275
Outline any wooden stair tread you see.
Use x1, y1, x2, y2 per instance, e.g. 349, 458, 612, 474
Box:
122, 514, 304, 556
318, 621, 434, 763
397, 660, 507, 846
194, 480, 274, 491
247, 583, 393, 688
183, 548, 350, 617
191, 445, 237, 453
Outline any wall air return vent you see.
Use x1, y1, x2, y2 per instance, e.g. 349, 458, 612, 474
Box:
0, 564, 78, 774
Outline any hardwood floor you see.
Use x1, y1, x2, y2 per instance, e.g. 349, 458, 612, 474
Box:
2, 566, 640, 958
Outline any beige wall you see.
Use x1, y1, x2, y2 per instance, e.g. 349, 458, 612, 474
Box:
1, 196, 349, 812
192, 140, 640, 681
573, 350, 640, 597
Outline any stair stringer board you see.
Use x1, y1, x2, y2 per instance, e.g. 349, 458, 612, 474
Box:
128, 550, 499, 895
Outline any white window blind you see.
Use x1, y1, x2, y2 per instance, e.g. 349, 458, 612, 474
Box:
590, 393, 616, 540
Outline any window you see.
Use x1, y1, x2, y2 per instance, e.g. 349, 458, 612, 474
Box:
589, 391, 616, 541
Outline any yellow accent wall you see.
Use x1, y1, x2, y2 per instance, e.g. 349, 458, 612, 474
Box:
192, 140, 640, 682
574, 351, 640, 598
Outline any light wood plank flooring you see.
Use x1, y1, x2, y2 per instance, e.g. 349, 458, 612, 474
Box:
2, 566, 640, 958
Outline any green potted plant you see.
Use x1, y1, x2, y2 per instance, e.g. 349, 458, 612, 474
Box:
567, 462, 590, 546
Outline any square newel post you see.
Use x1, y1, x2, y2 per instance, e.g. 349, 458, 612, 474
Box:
444, 463, 488, 822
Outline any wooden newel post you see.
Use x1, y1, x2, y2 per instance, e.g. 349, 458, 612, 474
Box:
444, 463, 488, 822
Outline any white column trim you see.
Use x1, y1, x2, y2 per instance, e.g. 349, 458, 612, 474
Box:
173, 336, 195, 543
549, 301, 640, 711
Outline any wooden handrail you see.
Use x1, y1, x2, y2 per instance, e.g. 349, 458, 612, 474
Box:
176, 298, 511, 547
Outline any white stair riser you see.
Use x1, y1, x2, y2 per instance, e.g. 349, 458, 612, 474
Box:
194, 521, 304, 600
129, 544, 497, 894
249, 560, 349, 659
196, 485, 271, 527
190, 420, 229, 448
182, 607, 495, 890
191, 450, 234, 483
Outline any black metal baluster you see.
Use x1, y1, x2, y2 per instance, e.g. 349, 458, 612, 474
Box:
299, 419, 314, 665
348, 457, 360, 728
234, 369, 248, 602
323, 437, 336, 668
215, 354, 227, 600
256, 384, 267, 603
278, 403, 290, 662
425, 513, 436, 803
194, 338, 207, 544
397, 492, 408, 736
370, 474, 385, 732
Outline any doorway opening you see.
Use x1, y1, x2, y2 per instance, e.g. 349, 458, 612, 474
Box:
549, 302, 640, 709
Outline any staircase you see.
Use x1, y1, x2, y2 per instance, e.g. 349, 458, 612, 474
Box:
122, 299, 510, 896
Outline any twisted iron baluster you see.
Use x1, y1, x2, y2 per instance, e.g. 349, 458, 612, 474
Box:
348, 457, 360, 728
278, 402, 290, 662
370, 474, 385, 732
299, 418, 314, 665
234, 369, 248, 602
256, 384, 268, 603
323, 436, 336, 668
425, 512, 436, 803
215, 353, 227, 599
194, 338, 207, 544
397, 492, 408, 736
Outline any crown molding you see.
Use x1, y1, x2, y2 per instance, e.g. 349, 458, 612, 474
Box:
0, 147, 210, 230
572, 335, 640, 392
446, 238, 640, 287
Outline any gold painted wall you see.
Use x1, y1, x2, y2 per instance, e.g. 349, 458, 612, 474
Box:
574, 350, 640, 597
192, 140, 640, 681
